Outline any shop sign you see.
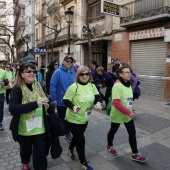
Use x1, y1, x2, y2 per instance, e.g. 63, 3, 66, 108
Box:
101, 0, 120, 16
129, 27, 164, 40
29, 48, 46, 54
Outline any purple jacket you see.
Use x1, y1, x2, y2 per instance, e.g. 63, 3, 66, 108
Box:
91, 69, 101, 85
130, 74, 140, 97
99, 72, 114, 89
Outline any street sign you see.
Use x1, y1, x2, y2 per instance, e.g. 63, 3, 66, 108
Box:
101, 0, 120, 16
29, 48, 46, 54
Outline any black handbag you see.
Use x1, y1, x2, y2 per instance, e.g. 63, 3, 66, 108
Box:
48, 113, 68, 137
50, 137, 63, 159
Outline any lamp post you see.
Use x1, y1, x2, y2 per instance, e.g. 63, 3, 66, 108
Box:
65, 8, 74, 55
24, 34, 31, 55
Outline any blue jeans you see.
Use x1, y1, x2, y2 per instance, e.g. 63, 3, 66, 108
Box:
0, 93, 5, 123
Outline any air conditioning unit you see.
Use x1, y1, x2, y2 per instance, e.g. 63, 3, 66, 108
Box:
102, 30, 108, 35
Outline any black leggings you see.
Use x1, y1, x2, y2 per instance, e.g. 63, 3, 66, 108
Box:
105, 88, 112, 106
18, 134, 47, 170
107, 120, 138, 154
6, 89, 11, 104
67, 122, 88, 164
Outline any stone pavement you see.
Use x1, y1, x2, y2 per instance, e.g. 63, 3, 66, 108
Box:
0, 94, 170, 170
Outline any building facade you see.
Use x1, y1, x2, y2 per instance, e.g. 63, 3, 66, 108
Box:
112, 0, 170, 99
0, 0, 8, 62
35, 0, 84, 67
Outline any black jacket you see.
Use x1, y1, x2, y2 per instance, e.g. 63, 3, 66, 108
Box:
9, 86, 55, 142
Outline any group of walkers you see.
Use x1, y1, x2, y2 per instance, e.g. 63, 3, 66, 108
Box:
0, 55, 147, 170
0, 62, 18, 130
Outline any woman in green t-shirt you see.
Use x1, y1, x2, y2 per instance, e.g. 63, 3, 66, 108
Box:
9, 63, 53, 170
63, 66, 102, 170
106, 64, 147, 163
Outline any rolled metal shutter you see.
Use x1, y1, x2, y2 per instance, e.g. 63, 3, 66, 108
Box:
131, 39, 166, 97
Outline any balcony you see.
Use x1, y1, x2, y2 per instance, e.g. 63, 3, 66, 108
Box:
18, 17, 25, 27
120, 0, 170, 27
46, 0, 59, 14
0, 21, 6, 26
59, 0, 70, 5
36, 8, 47, 21
45, 25, 77, 45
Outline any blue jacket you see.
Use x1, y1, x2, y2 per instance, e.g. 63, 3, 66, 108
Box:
50, 64, 76, 106
36, 71, 43, 84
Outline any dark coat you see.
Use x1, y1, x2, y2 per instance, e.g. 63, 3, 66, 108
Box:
9, 86, 55, 155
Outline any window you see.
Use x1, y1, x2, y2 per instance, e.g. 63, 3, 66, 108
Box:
90, 2, 104, 21
0, 29, 5, 35
36, 29, 38, 40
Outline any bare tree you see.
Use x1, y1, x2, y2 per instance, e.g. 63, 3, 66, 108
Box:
0, 0, 24, 62
36, 1, 63, 58
86, 0, 92, 60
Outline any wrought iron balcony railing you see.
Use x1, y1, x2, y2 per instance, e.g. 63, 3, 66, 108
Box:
120, 0, 170, 26
36, 7, 47, 21
45, 25, 77, 45
46, 0, 59, 14
59, 0, 70, 4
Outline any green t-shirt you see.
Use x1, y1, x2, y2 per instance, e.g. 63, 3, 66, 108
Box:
5, 71, 14, 89
0, 68, 7, 94
63, 82, 99, 124
110, 81, 133, 123
18, 105, 45, 136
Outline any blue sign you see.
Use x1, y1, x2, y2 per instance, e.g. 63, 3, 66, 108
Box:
29, 48, 46, 54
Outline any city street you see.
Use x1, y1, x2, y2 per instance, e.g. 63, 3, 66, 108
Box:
0, 94, 170, 170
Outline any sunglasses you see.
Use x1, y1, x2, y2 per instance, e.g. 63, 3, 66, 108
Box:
6, 67, 11, 68
65, 60, 73, 64
23, 70, 37, 74
55, 63, 58, 66
79, 73, 90, 76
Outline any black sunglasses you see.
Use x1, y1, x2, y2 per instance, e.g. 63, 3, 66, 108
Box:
79, 73, 90, 76
65, 60, 73, 64
23, 70, 37, 74
55, 63, 58, 66
6, 67, 11, 68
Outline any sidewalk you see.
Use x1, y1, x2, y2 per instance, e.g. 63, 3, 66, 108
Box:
0, 94, 170, 170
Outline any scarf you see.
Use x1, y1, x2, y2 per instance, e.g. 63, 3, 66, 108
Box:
21, 81, 49, 120
119, 77, 131, 87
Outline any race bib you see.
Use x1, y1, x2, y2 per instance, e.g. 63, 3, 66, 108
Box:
127, 98, 133, 108
26, 116, 42, 132
85, 108, 93, 118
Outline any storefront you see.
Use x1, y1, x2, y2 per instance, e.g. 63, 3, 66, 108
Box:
131, 38, 166, 97
112, 27, 170, 99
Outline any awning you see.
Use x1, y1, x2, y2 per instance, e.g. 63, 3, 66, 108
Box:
75, 35, 112, 45
0, 51, 6, 61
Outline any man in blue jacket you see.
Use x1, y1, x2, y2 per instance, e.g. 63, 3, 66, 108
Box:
50, 56, 76, 142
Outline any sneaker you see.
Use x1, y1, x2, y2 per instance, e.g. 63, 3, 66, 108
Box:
81, 162, 93, 170
0, 123, 4, 130
131, 152, 147, 162
106, 145, 118, 156
21, 163, 29, 170
64, 132, 72, 143
68, 148, 76, 160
